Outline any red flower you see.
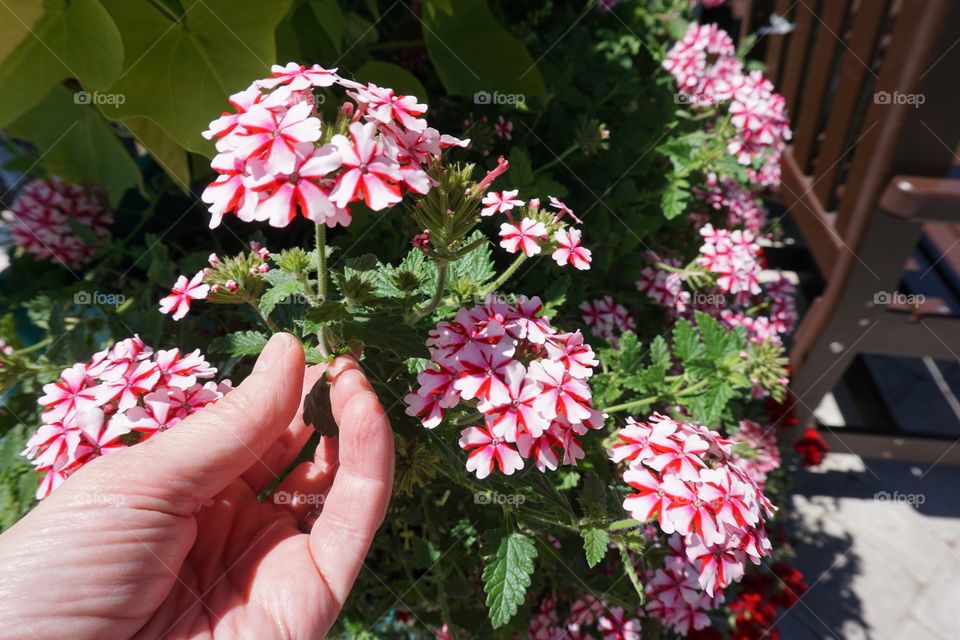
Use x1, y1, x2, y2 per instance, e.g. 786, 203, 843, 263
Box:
794, 428, 828, 467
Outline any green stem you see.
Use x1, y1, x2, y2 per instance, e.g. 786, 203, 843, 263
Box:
535, 144, 578, 175
315, 224, 327, 302
676, 378, 710, 397
246, 299, 279, 333
600, 396, 657, 414
479, 254, 527, 297
9, 337, 52, 356
411, 262, 448, 322
313, 223, 333, 357
601, 378, 711, 414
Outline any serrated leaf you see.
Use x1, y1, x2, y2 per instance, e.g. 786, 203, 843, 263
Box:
672, 319, 701, 363
260, 279, 307, 318
507, 147, 535, 187
649, 335, 670, 369
338, 316, 428, 359
483, 532, 537, 629
695, 311, 727, 360
581, 527, 610, 568
210, 330, 268, 357
686, 382, 735, 425
578, 471, 606, 519
305, 301, 352, 324
617, 331, 642, 373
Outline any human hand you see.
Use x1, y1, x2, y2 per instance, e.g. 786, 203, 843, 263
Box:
0, 333, 394, 639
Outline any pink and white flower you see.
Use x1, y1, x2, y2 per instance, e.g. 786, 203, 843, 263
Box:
481, 189, 524, 216
552, 227, 592, 270
159, 271, 211, 321
459, 425, 524, 479
499, 218, 547, 256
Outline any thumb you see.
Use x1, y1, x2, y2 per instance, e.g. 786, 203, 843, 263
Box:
112, 333, 305, 504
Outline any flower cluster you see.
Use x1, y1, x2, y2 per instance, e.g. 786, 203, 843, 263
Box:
663, 24, 791, 186
201, 62, 468, 229
637, 229, 798, 347
692, 173, 768, 234
524, 593, 641, 640
731, 419, 781, 486
580, 296, 635, 344
491, 193, 593, 269
405, 297, 603, 478
158, 241, 273, 322
645, 535, 724, 635
610, 413, 775, 598
794, 427, 828, 468
2, 178, 111, 268
696, 223, 762, 301
22, 336, 230, 498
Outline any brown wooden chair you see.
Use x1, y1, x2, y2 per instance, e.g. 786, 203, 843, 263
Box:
741, 0, 960, 462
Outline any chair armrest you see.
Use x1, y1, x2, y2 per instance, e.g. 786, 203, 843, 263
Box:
880, 176, 960, 221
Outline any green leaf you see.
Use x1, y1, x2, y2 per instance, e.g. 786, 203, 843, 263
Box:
507, 147, 535, 188
578, 471, 606, 519
0, 0, 124, 126
308, 0, 345, 52
210, 330, 269, 357
672, 319, 701, 363
423, 0, 548, 106
356, 61, 428, 102
338, 316, 428, 359
305, 301, 352, 324
122, 116, 190, 193
581, 528, 610, 568
617, 331, 642, 373
260, 279, 307, 318
695, 311, 727, 360
483, 532, 537, 629
661, 177, 690, 220
649, 336, 671, 370
8, 85, 142, 205
686, 382, 735, 426
99, 0, 293, 154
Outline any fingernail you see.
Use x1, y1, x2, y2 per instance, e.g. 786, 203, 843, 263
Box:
254, 333, 290, 373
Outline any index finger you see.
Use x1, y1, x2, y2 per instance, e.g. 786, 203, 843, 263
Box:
307, 358, 394, 607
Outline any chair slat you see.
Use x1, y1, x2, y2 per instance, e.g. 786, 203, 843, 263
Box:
836, 0, 956, 237
779, 0, 817, 113
792, 0, 852, 169
811, 0, 889, 204
763, 0, 793, 82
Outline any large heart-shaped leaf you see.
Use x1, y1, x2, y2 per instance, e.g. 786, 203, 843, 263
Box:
422, 0, 547, 106
0, 0, 123, 127
99, 0, 293, 155
122, 117, 191, 194
7, 85, 142, 206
